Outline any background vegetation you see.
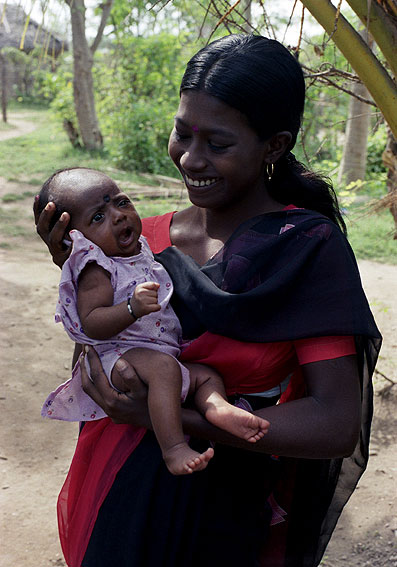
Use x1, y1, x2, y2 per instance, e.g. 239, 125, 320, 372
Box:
1, 0, 396, 263
1, 105, 395, 263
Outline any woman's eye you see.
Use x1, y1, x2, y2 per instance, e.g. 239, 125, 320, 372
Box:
174, 130, 190, 142
209, 141, 229, 152
92, 212, 104, 223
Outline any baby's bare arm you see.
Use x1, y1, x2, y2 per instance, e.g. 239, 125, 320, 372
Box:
77, 263, 160, 340
77, 263, 134, 339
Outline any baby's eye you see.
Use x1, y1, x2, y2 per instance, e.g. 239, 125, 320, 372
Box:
118, 198, 131, 207
91, 212, 104, 223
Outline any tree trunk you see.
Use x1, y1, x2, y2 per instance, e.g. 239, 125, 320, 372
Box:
67, 0, 103, 150
337, 82, 371, 185
338, 30, 373, 186
382, 129, 397, 239
63, 118, 81, 148
0, 51, 7, 123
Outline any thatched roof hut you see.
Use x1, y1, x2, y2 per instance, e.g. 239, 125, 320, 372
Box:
0, 3, 66, 56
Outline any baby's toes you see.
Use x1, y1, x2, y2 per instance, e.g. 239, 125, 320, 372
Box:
185, 460, 196, 473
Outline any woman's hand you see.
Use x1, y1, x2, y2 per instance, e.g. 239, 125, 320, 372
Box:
33, 196, 71, 267
81, 346, 151, 426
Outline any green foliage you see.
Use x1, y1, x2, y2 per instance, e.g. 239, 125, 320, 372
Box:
96, 33, 196, 175
2, 46, 29, 65
2, 46, 57, 106
366, 125, 388, 175
39, 55, 77, 128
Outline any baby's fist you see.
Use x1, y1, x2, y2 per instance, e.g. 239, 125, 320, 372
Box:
130, 281, 161, 318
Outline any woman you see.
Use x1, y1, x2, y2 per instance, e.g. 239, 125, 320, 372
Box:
35, 34, 381, 567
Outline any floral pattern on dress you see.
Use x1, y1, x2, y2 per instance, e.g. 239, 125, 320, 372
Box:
42, 230, 189, 422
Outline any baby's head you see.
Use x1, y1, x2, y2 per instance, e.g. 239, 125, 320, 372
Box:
39, 167, 142, 257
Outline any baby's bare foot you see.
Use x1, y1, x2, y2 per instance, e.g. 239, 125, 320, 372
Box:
163, 443, 214, 475
206, 405, 270, 443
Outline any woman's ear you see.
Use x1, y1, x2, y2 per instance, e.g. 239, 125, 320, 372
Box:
263, 131, 292, 164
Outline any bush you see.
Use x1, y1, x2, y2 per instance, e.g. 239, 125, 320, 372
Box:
96, 33, 197, 174
40, 55, 77, 128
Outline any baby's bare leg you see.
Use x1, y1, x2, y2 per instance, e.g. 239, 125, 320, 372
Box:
188, 363, 270, 443
111, 348, 213, 475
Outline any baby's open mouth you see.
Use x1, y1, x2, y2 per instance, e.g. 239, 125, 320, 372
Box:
119, 227, 133, 246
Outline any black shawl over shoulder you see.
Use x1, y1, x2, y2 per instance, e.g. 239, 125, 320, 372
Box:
156, 208, 381, 566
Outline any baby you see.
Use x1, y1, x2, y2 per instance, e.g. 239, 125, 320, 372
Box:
39, 167, 269, 475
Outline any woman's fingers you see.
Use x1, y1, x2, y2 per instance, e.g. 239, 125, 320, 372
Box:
80, 347, 109, 408
114, 358, 148, 401
33, 195, 42, 225
81, 347, 149, 425
34, 197, 71, 267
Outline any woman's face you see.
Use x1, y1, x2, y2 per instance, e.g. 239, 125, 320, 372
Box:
168, 91, 271, 212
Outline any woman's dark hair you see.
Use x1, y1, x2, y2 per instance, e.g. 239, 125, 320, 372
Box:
181, 34, 346, 233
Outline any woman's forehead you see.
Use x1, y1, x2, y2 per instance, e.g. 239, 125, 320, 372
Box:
176, 90, 250, 133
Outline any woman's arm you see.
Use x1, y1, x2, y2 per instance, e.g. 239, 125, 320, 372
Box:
82, 347, 361, 459
185, 355, 361, 458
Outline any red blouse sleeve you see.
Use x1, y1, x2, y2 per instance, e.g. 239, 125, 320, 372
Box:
293, 336, 356, 365
141, 212, 175, 253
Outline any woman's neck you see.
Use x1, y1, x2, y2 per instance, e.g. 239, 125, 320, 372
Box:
171, 196, 284, 265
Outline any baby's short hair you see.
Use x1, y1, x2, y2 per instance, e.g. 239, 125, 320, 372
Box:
38, 167, 89, 230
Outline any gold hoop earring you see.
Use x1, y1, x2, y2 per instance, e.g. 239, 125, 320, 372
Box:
266, 163, 274, 181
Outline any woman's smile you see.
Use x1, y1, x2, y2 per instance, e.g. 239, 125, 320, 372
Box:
185, 176, 219, 188
169, 91, 270, 212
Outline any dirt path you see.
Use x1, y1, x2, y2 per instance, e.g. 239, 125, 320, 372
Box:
0, 112, 39, 142
0, 179, 396, 566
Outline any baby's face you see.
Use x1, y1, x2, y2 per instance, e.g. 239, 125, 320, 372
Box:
59, 171, 142, 257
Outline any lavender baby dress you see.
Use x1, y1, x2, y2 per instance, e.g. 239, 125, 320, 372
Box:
41, 230, 190, 422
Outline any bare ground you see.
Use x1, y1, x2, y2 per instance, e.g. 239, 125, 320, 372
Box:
0, 122, 396, 567
0, 112, 38, 141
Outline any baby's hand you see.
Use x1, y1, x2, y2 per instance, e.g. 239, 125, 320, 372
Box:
130, 282, 161, 318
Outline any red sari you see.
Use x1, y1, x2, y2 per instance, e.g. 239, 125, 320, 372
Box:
58, 211, 367, 567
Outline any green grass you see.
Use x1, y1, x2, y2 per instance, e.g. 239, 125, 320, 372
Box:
0, 107, 172, 188
0, 120, 15, 132
346, 208, 397, 264
2, 191, 36, 203
0, 206, 31, 239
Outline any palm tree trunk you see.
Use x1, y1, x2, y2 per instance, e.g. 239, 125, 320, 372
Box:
338, 30, 373, 186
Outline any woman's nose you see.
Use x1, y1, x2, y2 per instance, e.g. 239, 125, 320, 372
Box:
179, 142, 207, 172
